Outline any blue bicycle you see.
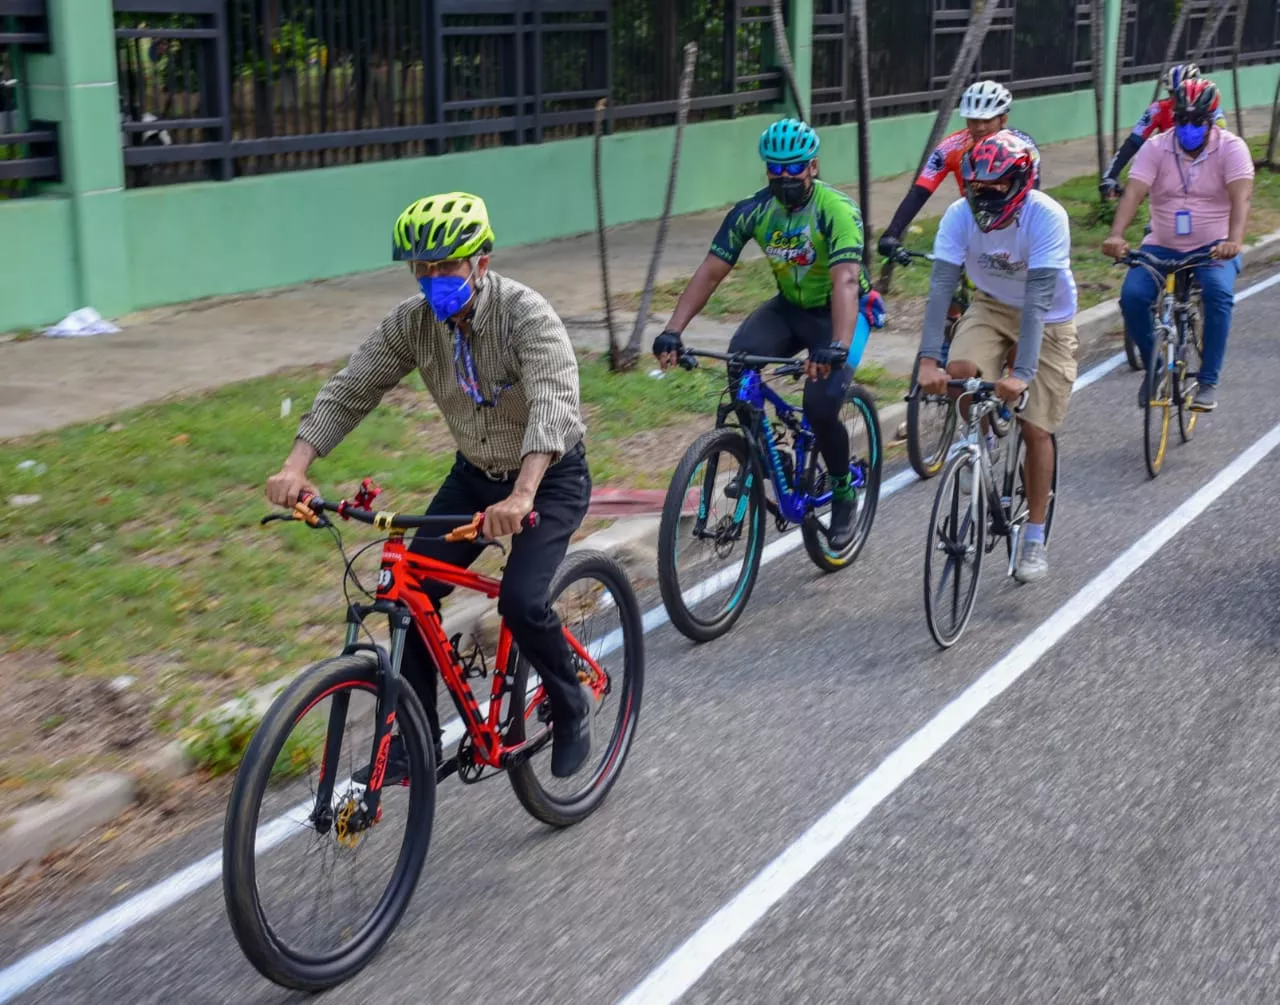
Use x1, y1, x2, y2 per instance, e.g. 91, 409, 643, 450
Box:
656, 347, 883, 642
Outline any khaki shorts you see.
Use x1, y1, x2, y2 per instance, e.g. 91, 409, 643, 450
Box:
949, 289, 1079, 434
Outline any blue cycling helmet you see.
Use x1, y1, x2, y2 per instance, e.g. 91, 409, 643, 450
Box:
758, 118, 820, 164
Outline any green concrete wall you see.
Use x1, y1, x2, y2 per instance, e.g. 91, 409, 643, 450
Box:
120, 84, 1132, 316
0, 197, 78, 331
2, 0, 1279, 333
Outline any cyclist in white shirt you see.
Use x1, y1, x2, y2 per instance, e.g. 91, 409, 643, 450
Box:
915, 130, 1079, 584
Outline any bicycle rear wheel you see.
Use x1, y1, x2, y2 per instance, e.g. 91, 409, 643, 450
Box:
924, 451, 986, 649
1003, 428, 1059, 563
222, 653, 436, 991
1143, 331, 1172, 479
507, 549, 644, 827
657, 426, 766, 642
1177, 303, 1203, 443
1124, 330, 1142, 371
802, 383, 883, 572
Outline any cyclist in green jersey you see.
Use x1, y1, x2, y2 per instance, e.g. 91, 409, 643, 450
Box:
653, 118, 883, 548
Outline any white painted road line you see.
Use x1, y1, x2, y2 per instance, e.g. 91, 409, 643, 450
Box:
1, 266, 1276, 1003
618, 418, 1280, 1005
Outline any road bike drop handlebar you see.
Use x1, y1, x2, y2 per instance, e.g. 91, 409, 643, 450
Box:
260, 478, 538, 543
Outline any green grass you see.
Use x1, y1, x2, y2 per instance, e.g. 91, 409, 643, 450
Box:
620, 134, 1280, 318
0, 348, 906, 783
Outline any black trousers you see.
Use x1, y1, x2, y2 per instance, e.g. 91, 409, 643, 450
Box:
401, 442, 592, 744
728, 295, 853, 476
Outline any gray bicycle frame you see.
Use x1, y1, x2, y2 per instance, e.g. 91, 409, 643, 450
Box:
950, 377, 1028, 578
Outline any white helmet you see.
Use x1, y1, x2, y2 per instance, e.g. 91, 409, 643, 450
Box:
959, 80, 1012, 120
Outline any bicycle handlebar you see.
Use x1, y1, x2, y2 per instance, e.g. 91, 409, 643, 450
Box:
945, 377, 1029, 414
886, 247, 934, 268
677, 347, 805, 376
1114, 247, 1220, 284
262, 491, 539, 539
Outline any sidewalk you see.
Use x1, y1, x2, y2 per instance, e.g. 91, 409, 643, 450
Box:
2, 110, 1270, 440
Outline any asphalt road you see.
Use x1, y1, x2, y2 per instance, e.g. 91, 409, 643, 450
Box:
4, 266, 1280, 1004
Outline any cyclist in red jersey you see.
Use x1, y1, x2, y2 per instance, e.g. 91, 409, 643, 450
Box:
1100, 63, 1227, 199
878, 80, 1041, 260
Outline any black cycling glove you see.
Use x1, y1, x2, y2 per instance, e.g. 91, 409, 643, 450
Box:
809, 341, 849, 370
652, 330, 683, 358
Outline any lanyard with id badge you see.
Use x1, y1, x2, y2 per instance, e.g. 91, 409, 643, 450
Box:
1172, 148, 1197, 237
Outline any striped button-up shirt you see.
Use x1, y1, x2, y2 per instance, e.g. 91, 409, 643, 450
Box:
296, 271, 585, 473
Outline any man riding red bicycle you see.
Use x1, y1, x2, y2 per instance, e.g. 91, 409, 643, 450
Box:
266, 192, 596, 778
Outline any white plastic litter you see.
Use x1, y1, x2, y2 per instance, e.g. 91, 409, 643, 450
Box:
280, 397, 292, 418
43, 308, 121, 338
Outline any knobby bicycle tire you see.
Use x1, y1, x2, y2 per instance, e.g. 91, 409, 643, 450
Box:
507, 549, 645, 827
657, 426, 766, 642
222, 653, 437, 992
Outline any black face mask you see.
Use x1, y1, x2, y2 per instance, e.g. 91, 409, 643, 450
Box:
769, 176, 811, 212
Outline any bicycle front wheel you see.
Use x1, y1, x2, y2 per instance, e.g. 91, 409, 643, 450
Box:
507, 549, 644, 827
222, 654, 437, 991
1144, 332, 1172, 479
657, 426, 766, 642
924, 451, 986, 649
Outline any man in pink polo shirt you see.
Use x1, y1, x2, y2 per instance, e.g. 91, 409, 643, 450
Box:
1103, 78, 1254, 412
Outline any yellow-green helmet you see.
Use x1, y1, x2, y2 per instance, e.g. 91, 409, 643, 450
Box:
392, 192, 495, 262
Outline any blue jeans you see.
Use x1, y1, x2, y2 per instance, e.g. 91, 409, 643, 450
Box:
1118, 242, 1241, 387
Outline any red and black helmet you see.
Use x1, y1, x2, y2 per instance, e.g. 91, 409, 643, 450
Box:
1173, 78, 1221, 123
961, 130, 1036, 233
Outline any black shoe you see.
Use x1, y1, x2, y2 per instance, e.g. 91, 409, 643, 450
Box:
550, 704, 594, 778
351, 734, 411, 788
827, 496, 857, 550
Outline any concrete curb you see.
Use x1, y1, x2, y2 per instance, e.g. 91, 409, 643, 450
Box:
7, 231, 1279, 874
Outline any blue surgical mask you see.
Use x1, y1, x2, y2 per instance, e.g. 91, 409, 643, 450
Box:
418, 273, 473, 322
1175, 122, 1209, 152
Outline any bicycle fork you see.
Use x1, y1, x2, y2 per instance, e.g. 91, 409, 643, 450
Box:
312, 609, 411, 836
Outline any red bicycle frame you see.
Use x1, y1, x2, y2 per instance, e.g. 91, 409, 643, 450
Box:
363, 525, 609, 773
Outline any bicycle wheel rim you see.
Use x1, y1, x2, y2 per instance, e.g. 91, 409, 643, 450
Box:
924, 453, 985, 648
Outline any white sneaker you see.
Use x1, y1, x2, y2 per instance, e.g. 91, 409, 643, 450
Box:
1014, 539, 1048, 584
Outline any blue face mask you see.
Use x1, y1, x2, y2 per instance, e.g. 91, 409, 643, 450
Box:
1175, 122, 1209, 152
418, 272, 474, 323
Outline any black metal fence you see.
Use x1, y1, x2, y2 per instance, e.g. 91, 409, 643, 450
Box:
813, 0, 1095, 126
1121, 0, 1280, 85
1, 0, 59, 198
114, 0, 783, 186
